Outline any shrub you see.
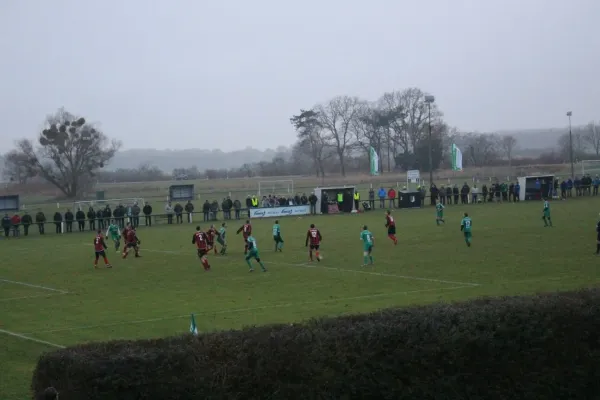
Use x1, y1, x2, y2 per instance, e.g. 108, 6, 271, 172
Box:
32, 289, 600, 399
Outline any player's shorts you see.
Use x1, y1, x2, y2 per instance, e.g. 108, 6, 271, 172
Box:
464, 232, 472, 239
111, 235, 120, 242
197, 248, 207, 257
246, 249, 259, 259
273, 235, 282, 242
207, 241, 214, 249
436, 212, 443, 218
126, 242, 137, 248
309, 244, 320, 250
217, 237, 225, 246
364, 245, 373, 253
543, 211, 550, 218
387, 226, 396, 235
95, 250, 106, 257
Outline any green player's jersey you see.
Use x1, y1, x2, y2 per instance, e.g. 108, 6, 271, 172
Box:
219, 227, 226, 239
106, 224, 120, 238
461, 217, 472, 233
272, 224, 280, 237
436, 203, 444, 214
360, 230, 373, 248
543, 201, 550, 214
247, 236, 258, 251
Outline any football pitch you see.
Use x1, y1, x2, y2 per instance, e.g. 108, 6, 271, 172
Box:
1, 198, 598, 399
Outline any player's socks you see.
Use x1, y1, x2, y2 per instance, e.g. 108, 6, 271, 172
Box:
309, 250, 313, 261
369, 255, 374, 264
436, 220, 439, 226
258, 261, 267, 271
245, 258, 253, 269
244, 244, 248, 254
363, 255, 368, 265
315, 251, 320, 261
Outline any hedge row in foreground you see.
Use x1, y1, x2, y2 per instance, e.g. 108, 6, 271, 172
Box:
33, 289, 600, 399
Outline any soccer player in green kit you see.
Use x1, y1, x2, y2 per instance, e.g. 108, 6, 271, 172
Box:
542, 198, 553, 227
435, 200, 445, 225
245, 235, 267, 272
460, 212, 472, 247
272, 219, 284, 251
217, 223, 227, 255
360, 225, 374, 266
106, 219, 121, 252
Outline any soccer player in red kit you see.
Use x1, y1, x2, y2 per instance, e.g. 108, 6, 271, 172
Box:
236, 220, 252, 254
385, 210, 398, 245
206, 224, 218, 255
192, 226, 211, 271
93, 229, 111, 268
122, 226, 141, 258
305, 223, 322, 262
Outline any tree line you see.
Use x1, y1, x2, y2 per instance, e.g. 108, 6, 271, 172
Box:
3, 98, 600, 197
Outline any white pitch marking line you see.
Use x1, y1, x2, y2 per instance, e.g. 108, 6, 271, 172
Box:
0, 292, 69, 302
0, 328, 65, 349
0, 279, 69, 294
29, 285, 474, 335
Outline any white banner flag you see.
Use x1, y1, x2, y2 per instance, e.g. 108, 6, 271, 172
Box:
451, 144, 463, 171
370, 146, 379, 176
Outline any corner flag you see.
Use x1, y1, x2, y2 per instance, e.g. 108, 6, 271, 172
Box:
451, 144, 463, 171
190, 314, 198, 335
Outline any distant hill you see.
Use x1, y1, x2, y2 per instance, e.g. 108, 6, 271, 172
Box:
495, 127, 568, 155
106, 147, 291, 171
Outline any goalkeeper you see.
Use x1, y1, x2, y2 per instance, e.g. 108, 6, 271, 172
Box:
106, 219, 121, 252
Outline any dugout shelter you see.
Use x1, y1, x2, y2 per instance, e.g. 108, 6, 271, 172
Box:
397, 190, 422, 209
313, 186, 356, 214
169, 184, 195, 202
517, 175, 554, 201
0, 195, 19, 212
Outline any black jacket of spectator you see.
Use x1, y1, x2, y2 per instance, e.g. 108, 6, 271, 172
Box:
76, 210, 85, 221
35, 212, 46, 223
174, 203, 183, 214
301, 195, 308, 204
143, 204, 152, 215
65, 210, 74, 222
202, 201, 210, 213
184, 202, 194, 213
53, 212, 63, 222
246, 197, 252, 209
233, 200, 241, 209
22, 212, 32, 225
309, 194, 317, 204
87, 207, 95, 220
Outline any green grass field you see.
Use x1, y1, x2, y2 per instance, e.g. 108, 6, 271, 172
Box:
1, 197, 599, 399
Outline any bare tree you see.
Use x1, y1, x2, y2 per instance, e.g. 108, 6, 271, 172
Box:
500, 135, 518, 166
583, 122, 600, 156
2, 150, 35, 184
315, 96, 361, 176
13, 108, 120, 198
290, 109, 329, 178
557, 131, 586, 162
351, 102, 388, 173
461, 133, 501, 166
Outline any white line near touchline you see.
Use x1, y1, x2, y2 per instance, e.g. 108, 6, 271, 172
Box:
0, 279, 69, 293
0, 292, 69, 302
0, 328, 65, 348
79, 243, 481, 286
28, 285, 474, 335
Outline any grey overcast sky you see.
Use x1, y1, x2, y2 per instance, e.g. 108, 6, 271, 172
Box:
1, 0, 598, 152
